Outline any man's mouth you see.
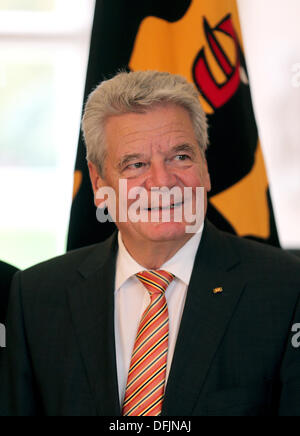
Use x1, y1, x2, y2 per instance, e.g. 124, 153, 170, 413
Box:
145, 201, 183, 212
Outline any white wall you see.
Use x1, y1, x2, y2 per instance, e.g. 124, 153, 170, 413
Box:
0, 1, 95, 269
238, 0, 300, 248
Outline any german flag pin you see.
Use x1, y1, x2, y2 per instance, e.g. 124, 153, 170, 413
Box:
213, 287, 223, 295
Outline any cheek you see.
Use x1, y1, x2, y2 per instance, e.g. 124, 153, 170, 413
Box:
123, 178, 148, 203
103, 171, 125, 197
179, 168, 205, 188
114, 179, 144, 211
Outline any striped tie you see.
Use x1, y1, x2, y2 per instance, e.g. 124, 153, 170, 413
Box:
122, 270, 175, 416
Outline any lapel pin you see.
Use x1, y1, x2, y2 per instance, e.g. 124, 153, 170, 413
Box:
213, 287, 223, 295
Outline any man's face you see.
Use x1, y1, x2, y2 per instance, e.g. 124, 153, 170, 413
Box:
89, 103, 211, 244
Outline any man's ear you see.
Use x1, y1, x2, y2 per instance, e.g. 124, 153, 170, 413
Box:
88, 161, 105, 207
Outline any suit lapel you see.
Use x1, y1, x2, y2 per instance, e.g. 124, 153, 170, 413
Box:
66, 233, 121, 416
163, 221, 246, 416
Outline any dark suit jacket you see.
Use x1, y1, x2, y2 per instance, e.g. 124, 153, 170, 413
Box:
1, 220, 300, 416
0, 261, 18, 324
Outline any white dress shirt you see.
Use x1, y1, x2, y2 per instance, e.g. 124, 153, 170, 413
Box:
114, 225, 204, 406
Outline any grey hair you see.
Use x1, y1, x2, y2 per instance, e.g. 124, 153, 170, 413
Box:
82, 70, 209, 176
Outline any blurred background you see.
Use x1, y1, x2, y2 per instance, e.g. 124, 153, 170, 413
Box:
0, 0, 299, 270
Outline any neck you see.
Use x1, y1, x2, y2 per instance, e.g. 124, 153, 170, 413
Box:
120, 233, 195, 270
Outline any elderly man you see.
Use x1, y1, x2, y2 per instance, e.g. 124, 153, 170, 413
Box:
1, 71, 300, 417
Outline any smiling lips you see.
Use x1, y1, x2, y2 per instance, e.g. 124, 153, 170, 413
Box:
146, 201, 184, 211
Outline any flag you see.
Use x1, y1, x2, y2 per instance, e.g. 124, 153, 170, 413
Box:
67, 0, 279, 250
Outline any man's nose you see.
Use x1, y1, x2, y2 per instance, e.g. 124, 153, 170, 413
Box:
145, 161, 177, 190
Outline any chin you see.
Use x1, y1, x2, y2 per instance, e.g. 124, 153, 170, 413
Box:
138, 222, 189, 242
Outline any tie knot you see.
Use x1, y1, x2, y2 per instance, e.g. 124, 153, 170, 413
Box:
136, 270, 175, 296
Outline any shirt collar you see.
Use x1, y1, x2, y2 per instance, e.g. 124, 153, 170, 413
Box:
116, 232, 146, 291
115, 224, 204, 290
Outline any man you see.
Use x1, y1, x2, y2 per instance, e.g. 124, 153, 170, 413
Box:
1, 71, 300, 416
0, 261, 18, 324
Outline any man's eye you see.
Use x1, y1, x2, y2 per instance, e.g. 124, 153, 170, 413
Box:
127, 162, 145, 170
174, 154, 190, 161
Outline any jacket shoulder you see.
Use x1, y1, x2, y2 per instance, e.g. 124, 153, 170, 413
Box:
220, 228, 300, 282
18, 234, 117, 292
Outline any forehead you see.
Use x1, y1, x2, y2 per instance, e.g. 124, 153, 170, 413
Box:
104, 103, 197, 155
